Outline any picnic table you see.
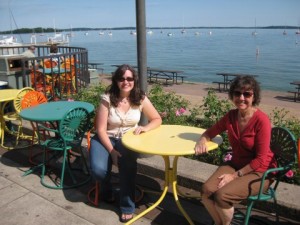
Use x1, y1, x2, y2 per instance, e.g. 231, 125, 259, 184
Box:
213, 73, 258, 92
147, 67, 186, 85
88, 62, 103, 69
88, 62, 104, 74
111, 65, 186, 85
288, 81, 300, 102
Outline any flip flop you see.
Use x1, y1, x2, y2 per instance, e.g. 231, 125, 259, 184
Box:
120, 213, 134, 223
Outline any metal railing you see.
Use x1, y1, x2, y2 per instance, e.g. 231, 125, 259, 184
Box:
0, 45, 89, 100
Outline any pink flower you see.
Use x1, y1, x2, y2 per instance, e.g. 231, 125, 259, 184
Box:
175, 107, 186, 116
179, 107, 186, 114
285, 170, 294, 178
68, 98, 74, 102
223, 152, 232, 162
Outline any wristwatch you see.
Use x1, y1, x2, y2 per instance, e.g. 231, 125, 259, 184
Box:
237, 170, 243, 177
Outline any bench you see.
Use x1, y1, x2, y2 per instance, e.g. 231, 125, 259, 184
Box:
288, 91, 300, 102
148, 74, 173, 85
212, 81, 229, 92
147, 68, 185, 85
176, 75, 187, 83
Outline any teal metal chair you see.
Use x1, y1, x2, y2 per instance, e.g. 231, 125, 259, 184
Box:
38, 107, 91, 189
243, 127, 298, 225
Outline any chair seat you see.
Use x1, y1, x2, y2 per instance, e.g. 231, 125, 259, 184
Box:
247, 188, 275, 201
43, 138, 72, 150
3, 112, 20, 120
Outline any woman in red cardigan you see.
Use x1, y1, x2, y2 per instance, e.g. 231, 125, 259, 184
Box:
194, 75, 276, 225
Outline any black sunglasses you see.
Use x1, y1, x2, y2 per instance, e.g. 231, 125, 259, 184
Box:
118, 77, 134, 82
233, 91, 253, 98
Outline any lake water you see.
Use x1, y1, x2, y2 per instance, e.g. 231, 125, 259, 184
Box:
25, 29, 300, 92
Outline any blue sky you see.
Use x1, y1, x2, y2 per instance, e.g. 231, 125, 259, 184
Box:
1, 0, 300, 31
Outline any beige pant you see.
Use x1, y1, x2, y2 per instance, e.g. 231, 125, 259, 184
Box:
201, 164, 272, 209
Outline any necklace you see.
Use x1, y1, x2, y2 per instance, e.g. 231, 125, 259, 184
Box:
119, 97, 129, 104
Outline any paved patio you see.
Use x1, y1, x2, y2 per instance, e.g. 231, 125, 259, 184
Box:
0, 128, 299, 225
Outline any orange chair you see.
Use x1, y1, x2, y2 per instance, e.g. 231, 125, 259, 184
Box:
43, 59, 58, 68
21, 91, 50, 164
30, 70, 53, 99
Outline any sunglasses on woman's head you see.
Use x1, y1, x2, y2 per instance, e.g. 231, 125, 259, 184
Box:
117, 77, 134, 82
233, 91, 253, 98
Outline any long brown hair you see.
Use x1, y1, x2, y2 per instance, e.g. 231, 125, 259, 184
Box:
106, 64, 145, 107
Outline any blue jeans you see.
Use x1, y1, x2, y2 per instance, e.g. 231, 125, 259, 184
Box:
89, 135, 138, 214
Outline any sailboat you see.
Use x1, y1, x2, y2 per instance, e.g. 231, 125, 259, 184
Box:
0, 7, 23, 46
181, 15, 186, 34
283, 30, 287, 35
0, 35, 21, 46
47, 19, 69, 45
252, 18, 258, 36
147, 30, 153, 35
66, 25, 75, 37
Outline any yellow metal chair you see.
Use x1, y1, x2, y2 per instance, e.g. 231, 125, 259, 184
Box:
1, 87, 34, 148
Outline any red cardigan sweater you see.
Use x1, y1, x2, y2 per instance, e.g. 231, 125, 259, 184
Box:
205, 109, 276, 172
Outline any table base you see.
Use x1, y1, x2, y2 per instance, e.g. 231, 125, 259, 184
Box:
126, 155, 195, 225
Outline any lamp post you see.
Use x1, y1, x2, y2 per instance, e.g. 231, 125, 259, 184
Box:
136, 0, 148, 125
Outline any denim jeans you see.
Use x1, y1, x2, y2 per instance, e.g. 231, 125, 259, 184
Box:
89, 135, 138, 214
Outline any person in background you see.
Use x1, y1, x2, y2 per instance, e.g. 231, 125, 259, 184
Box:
89, 64, 162, 223
22, 45, 37, 68
48, 44, 63, 65
194, 75, 276, 225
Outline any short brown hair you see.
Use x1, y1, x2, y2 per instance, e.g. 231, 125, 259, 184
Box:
50, 44, 58, 53
228, 75, 261, 106
29, 45, 35, 50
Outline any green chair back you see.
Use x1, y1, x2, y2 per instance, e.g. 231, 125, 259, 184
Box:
244, 126, 297, 225
271, 127, 298, 181
59, 107, 89, 143
40, 106, 91, 189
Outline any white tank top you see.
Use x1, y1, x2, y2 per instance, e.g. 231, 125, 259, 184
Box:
102, 94, 143, 139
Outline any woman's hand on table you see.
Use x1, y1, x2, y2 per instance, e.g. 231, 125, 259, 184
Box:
133, 126, 146, 135
194, 135, 210, 155
194, 141, 209, 155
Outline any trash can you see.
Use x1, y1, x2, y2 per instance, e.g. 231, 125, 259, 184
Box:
0, 81, 8, 89
88, 69, 99, 84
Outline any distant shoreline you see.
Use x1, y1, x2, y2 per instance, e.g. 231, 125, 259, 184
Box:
1, 26, 299, 34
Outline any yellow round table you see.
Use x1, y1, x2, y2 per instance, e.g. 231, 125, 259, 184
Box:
0, 89, 19, 146
122, 124, 223, 225
0, 89, 19, 102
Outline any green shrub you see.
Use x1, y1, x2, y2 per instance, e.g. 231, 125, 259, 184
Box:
74, 83, 300, 185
